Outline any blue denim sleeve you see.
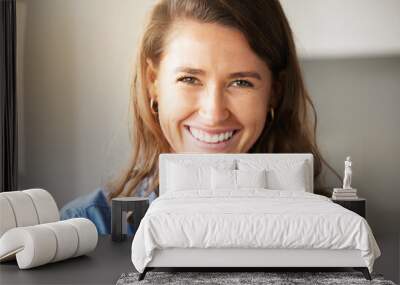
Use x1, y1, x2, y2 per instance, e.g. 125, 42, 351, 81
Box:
60, 183, 158, 236
60, 206, 85, 220
60, 188, 111, 235
148, 191, 157, 204
135, 177, 158, 204
85, 205, 111, 235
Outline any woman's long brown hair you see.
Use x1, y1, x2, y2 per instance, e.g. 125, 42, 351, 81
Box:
108, 0, 341, 199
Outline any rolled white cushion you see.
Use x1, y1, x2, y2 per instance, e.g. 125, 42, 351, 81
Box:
0, 191, 39, 227
0, 226, 57, 269
0, 218, 98, 269
0, 189, 59, 239
0, 196, 17, 237
23, 189, 59, 223
64, 218, 98, 257
42, 221, 79, 262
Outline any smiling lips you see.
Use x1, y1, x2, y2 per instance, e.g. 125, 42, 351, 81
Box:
186, 126, 239, 144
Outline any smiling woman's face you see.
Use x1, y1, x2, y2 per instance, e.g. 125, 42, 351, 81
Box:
148, 20, 274, 153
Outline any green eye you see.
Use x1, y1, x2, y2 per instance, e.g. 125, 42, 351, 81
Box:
177, 76, 199, 85
231, 79, 253, 88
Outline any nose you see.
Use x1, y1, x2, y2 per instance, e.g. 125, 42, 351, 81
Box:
198, 84, 229, 124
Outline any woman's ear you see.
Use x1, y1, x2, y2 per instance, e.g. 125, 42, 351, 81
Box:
146, 58, 158, 100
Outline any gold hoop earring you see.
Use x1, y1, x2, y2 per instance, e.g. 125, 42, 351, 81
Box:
270, 107, 275, 121
150, 98, 158, 114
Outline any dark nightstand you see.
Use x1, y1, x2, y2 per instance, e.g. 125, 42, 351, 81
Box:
111, 197, 149, 241
331, 197, 366, 218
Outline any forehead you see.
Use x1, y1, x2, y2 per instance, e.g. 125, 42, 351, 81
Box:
160, 19, 269, 74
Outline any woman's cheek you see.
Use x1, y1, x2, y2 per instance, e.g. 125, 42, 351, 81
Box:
232, 93, 267, 124
160, 87, 198, 119
158, 87, 197, 141
235, 94, 268, 146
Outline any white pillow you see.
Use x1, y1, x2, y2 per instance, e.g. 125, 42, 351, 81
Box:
211, 168, 267, 190
211, 168, 236, 190
167, 162, 209, 191
266, 161, 308, 191
238, 159, 309, 191
236, 169, 267, 188
167, 160, 235, 192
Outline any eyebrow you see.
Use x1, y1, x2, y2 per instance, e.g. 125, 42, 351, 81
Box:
228, 72, 262, 80
174, 67, 262, 80
174, 67, 205, 75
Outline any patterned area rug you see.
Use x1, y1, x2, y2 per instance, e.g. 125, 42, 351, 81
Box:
117, 271, 396, 285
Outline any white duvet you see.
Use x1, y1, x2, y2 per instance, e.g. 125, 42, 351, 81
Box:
131, 189, 381, 273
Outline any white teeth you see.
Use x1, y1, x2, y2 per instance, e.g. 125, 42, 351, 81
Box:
189, 127, 234, 143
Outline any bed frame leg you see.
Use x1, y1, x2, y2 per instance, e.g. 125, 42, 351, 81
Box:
354, 267, 371, 280
138, 268, 148, 281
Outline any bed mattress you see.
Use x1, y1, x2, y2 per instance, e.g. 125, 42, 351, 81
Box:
131, 189, 380, 273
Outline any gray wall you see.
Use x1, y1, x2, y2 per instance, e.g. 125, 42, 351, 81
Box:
16, 0, 155, 207
301, 58, 400, 282
16, 0, 400, 283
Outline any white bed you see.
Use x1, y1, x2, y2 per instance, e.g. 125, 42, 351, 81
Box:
131, 154, 381, 281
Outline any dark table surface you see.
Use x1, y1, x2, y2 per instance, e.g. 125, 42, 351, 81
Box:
0, 235, 134, 285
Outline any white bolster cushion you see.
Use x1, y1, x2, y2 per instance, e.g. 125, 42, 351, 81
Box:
0, 218, 98, 269
0, 189, 60, 239
0, 225, 57, 268
42, 221, 79, 262
0, 191, 39, 227
0, 196, 17, 237
23, 189, 59, 223
64, 218, 98, 257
